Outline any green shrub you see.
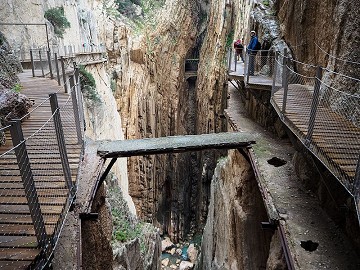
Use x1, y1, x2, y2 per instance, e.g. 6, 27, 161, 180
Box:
78, 65, 101, 104
11, 83, 22, 93
44, 6, 71, 38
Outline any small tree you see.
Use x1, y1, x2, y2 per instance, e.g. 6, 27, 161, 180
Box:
44, 6, 70, 38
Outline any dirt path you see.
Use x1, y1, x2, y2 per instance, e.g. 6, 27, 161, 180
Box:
225, 84, 360, 270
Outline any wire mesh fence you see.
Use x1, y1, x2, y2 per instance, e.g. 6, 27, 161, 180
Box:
0, 74, 83, 269
270, 54, 360, 196
245, 50, 275, 84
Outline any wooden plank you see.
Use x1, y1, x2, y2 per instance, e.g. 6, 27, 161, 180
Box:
1, 189, 68, 197
0, 248, 39, 261
0, 224, 55, 236
0, 236, 37, 248
0, 182, 67, 189
0, 260, 33, 270
0, 214, 58, 225
0, 196, 67, 205
0, 205, 63, 215
98, 132, 255, 158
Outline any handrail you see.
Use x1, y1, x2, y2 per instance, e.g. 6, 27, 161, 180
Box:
270, 51, 360, 227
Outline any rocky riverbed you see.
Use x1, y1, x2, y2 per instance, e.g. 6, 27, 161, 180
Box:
160, 235, 201, 270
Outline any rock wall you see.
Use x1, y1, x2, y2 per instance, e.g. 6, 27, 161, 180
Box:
274, 0, 360, 92
199, 150, 274, 269
108, 0, 230, 241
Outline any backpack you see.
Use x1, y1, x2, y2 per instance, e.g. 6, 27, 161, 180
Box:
254, 40, 261, 51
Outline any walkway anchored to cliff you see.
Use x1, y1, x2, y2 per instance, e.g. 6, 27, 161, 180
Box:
227, 49, 360, 223
0, 69, 84, 269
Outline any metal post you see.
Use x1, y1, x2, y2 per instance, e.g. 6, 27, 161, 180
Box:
282, 48, 288, 88
55, 53, 61, 86
47, 50, 53, 79
39, 50, 45, 77
30, 50, 35, 77
305, 66, 323, 144
9, 121, 48, 248
234, 49, 237, 72
69, 75, 82, 144
74, 66, 85, 131
271, 51, 278, 97
60, 56, 68, 93
228, 49, 232, 72
49, 93, 74, 193
354, 155, 360, 200
44, 23, 50, 52
281, 57, 289, 113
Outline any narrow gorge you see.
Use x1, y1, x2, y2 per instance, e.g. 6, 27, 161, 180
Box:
0, 0, 359, 269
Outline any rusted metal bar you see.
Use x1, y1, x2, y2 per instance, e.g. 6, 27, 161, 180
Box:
9, 121, 48, 248
49, 93, 74, 193
305, 66, 323, 145
30, 49, 35, 77
278, 223, 296, 270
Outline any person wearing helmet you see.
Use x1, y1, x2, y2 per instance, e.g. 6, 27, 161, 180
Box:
247, 30, 259, 75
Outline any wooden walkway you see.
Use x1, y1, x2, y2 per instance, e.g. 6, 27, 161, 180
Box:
228, 59, 276, 90
0, 71, 82, 269
272, 85, 360, 184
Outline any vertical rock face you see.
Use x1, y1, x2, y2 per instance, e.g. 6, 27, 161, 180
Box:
275, 0, 360, 90
199, 150, 272, 269
109, 0, 231, 241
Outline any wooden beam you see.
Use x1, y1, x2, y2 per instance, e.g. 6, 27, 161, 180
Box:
97, 132, 255, 158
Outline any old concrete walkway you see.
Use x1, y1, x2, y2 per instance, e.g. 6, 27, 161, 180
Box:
225, 84, 360, 269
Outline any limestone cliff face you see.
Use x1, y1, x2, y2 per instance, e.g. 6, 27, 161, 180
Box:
199, 150, 273, 269
275, 0, 360, 92
108, 0, 231, 241
0, 0, 103, 55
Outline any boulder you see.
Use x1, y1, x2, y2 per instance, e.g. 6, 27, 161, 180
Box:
113, 238, 143, 270
179, 261, 194, 270
0, 89, 32, 121
187, 244, 198, 263
162, 237, 174, 252
176, 248, 182, 255
161, 258, 169, 267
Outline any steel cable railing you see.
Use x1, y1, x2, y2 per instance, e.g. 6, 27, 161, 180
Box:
270, 53, 360, 207
0, 70, 84, 269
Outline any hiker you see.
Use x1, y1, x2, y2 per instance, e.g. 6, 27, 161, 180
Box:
233, 39, 244, 62
247, 30, 261, 75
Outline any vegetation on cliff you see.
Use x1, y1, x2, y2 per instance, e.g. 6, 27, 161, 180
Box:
44, 6, 70, 38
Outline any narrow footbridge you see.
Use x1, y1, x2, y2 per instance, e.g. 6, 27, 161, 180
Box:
228, 48, 360, 220
0, 69, 84, 269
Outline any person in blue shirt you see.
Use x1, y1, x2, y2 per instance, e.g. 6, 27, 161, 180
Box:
247, 30, 258, 75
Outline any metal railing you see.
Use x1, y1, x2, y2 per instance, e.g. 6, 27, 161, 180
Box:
27, 47, 106, 94
244, 50, 275, 84
0, 69, 84, 269
270, 51, 360, 220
